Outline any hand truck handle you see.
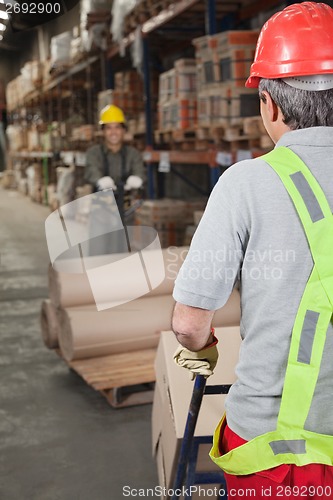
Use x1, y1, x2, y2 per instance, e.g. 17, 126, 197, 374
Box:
171, 374, 207, 499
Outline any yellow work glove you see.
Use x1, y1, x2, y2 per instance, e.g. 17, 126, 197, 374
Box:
173, 333, 218, 380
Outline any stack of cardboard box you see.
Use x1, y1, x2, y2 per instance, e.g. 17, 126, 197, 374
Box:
158, 59, 198, 132
193, 31, 259, 128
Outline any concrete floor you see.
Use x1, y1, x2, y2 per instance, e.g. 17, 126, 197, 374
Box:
0, 187, 158, 500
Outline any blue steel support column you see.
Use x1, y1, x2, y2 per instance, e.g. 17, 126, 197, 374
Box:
206, 0, 217, 35
210, 167, 220, 188
106, 58, 114, 90
142, 35, 155, 199
207, 0, 217, 191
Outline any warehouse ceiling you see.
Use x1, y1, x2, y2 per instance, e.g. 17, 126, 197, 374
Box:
2, 0, 333, 66
3, 0, 80, 32
0, 0, 80, 53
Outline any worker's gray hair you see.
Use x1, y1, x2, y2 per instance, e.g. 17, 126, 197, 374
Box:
258, 78, 333, 129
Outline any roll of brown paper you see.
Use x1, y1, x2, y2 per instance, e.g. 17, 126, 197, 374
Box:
58, 295, 175, 361
40, 299, 60, 349
49, 246, 189, 309
57, 289, 240, 361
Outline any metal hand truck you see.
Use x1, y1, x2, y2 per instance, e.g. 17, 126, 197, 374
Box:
171, 374, 230, 500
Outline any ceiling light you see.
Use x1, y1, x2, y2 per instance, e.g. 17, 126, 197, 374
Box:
0, 23, 6, 31
0, 35, 3, 41
0, 11, 8, 20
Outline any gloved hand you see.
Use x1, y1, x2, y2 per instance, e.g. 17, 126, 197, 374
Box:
96, 176, 117, 191
124, 175, 143, 191
173, 335, 218, 379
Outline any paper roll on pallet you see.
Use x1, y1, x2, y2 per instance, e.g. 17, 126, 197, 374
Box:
57, 289, 240, 361
58, 295, 175, 361
49, 246, 189, 309
40, 299, 60, 349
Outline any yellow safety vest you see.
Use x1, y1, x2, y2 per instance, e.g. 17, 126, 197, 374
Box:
210, 146, 333, 475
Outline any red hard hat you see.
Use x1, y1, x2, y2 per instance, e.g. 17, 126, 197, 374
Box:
246, 2, 333, 88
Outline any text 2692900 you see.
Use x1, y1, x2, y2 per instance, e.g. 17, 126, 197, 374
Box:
5, 3, 61, 15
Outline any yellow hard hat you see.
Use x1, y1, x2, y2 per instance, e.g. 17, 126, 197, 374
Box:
99, 104, 126, 125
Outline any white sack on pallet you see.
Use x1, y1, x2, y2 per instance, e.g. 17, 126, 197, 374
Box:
111, 0, 136, 46
50, 31, 72, 65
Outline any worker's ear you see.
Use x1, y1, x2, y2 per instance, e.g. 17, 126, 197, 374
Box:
260, 91, 279, 122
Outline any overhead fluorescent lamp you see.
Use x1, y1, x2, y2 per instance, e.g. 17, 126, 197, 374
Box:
0, 22, 6, 31
0, 11, 8, 20
0, 35, 3, 41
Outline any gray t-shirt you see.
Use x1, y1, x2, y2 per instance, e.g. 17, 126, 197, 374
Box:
173, 127, 333, 441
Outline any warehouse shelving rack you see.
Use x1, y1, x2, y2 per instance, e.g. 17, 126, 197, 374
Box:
6, 0, 283, 201
104, 0, 281, 198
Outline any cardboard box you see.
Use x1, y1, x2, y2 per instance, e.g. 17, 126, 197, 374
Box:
193, 31, 258, 88
152, 327, 241, 497
198, 85, 260, 127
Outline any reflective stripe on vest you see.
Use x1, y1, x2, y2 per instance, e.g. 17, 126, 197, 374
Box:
210, 146, 333, 475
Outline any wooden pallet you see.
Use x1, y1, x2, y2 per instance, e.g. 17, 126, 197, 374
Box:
57, 348, 157, 408
154, 128, 209, 150
124, 0, 174, 35
195, 120, 273, 150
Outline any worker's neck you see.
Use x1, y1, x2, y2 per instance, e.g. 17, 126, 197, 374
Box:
105, 143, 123, 154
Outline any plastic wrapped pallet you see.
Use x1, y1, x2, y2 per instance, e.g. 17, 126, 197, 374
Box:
50, 31, 72, 66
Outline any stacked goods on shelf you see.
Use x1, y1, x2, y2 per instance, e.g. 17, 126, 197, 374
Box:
158, 59, 197, 132
153, 327, 241, 498
80, 0, 112, 28
71, 124, 95, 142
27, 163, 43, 203
97, 89, 113, 114
6, 60, 42, 110
69, 26, 84, 64
135, 198, 207, 248
6, 79, 19, 112
80, 0, 113, 52
193, 31, 259, 128
6, 124, 25, 151
1, 170, 16, 189
112, 71, 144, 119
123, 0, 181, 38
50, 32, 73, 72
98, 70, 158, 136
